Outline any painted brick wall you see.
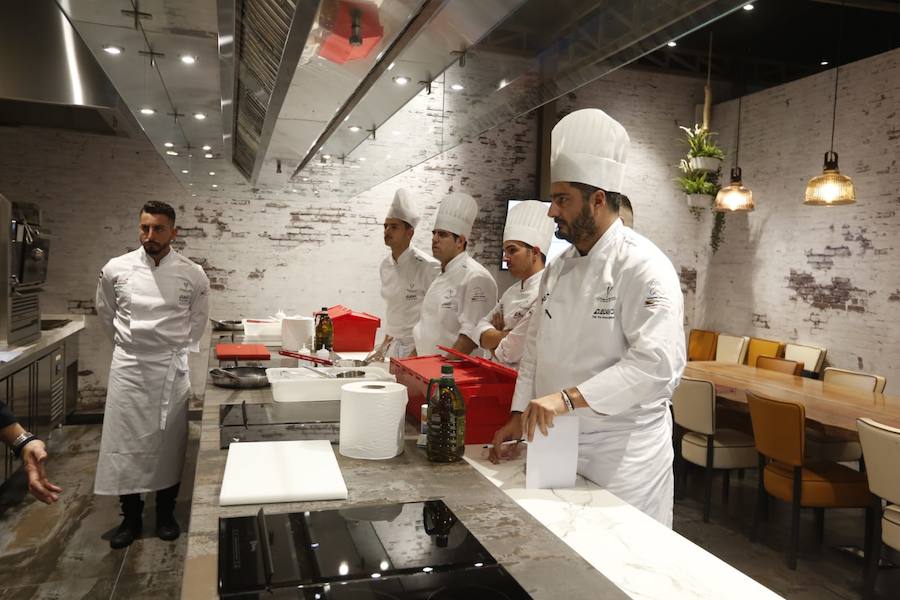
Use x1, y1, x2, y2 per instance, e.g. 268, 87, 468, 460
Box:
702, 48, 900, 393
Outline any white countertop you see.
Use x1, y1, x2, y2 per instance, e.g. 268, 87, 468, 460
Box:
464, 446, 783, 600
0, 314, 84, 379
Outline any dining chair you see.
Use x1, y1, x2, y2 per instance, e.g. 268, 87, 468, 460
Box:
672, 377, 757, 522
746, 391, 873, 570
784, 343, 827, 379
857, 418, 900, 600
823, 367, 887, 393
715, 334, 749, 364
745, 337, 784, 369
756, 356, 804, 376
688, 329, 718, 361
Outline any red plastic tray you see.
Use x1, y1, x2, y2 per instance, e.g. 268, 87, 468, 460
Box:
215, 343, 271, 361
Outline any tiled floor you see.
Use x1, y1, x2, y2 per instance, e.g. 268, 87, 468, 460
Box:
0, 424, 199, 600
1, 427, 897, 600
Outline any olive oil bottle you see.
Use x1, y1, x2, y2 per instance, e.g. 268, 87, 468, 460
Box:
425, 365, 466, 462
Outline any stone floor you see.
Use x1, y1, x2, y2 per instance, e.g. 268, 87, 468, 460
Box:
0, 427, 897, 600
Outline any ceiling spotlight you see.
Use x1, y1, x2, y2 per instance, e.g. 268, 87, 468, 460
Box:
208, 171, 216, 176
742, 3, 754, 10
179, 54, 197, 65
667, 41, 677, 48
450, 83, 464, 91
348, 125, 361, 133
166, 150, 178, 156
202, 144, 211, 151
191, 193, 197, 197
820, 60, 829, 66
164, 142, 174, 148
211, 184, 218, 188
204, 153, 213, 159
193, 112, 207, 120
181, 169, 189, 174
140, 107, 156, 115
358, 157, 367, 162
302, 177, 309, 182
322, 154, 331, 160
103, 45, 124, 55
392, 76, 410, 85
498, 79, 508, 90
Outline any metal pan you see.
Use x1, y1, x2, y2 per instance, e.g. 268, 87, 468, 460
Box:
209, 367, 269, 389
210, 318, 244, 331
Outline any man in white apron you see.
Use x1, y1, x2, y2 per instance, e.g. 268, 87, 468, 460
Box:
473, 201, 555, 369
95, 201, 210, 548
412, 192, 498, 357
490, 109, 685, 527
375, 189, 440, 360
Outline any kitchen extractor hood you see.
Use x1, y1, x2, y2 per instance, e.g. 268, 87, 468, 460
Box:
0, 0, 129, 136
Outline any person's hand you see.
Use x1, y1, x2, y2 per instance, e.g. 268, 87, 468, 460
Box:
523, 393, 569, 442
21, 441, 62, 504
488, 414, 524, 464
490, 312, 505, 331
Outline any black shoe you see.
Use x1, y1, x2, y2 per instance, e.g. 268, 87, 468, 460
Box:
110, 515, 143, 549
156, 511, 181, 541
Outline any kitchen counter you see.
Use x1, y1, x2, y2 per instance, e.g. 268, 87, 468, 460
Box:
181, 339, 628, 599
0, 314, 84, 380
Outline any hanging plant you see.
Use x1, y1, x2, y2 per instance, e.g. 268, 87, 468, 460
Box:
677, 159, 718, 208
679, 124, 725, 172
710, 211, 726, 252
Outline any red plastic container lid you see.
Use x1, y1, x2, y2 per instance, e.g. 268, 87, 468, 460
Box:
215, 344, 271, 361
438, 345, 518, 380
327, 305, 381, 325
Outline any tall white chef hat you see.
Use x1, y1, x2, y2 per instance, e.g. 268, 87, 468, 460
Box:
385, 188, 420, 228
550, 109, 629, 193
434, 192, 478, 239
503, 200, 556, 254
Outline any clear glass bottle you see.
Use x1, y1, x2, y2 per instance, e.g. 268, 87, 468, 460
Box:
425, 365, 466, 462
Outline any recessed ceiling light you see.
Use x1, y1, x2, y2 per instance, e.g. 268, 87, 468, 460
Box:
820, 60, 829, 66
181, 169, 189, 174
164, 142, 174, 148
102, 45, 123, 55
202, 144, 211, 151
166, 150, 178, 156
348, 125, 361, 132
498, 79, 508, 90
322, 154, 331, 160
179, 55, 197, 65
208, 171, 216, 176
350, 165, 360, 169
358, 157, 366, 162
211, 184, 218, 188
667, 41, 677, 48
191, 193, 197, 197
302, 177, 309, 181
393, 76, 409, 85
392, 130, 400, 136
193, 112, 207, 120
742, 3, 754, 10
450, 83, 464, 91
204, 153, 213, 159
387, 62, 395, 71
140, 107, 156, 115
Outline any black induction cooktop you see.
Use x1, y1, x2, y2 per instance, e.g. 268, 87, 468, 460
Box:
218, 500, 531, 599
219, 401, 341, 449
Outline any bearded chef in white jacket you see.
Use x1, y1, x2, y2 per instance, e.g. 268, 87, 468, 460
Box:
472, 201, 556, 369
94, 201, 210, 549
489, 109, 686, 527
412, 192, 498, 357
376, 189, 440, 359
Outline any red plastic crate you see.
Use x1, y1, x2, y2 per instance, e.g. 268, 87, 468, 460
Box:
390, 346, 518, 444
326, 305, 381, 352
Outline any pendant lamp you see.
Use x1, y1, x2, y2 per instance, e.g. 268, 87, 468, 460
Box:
715, 96, 754, 212
804, 3, 855, 205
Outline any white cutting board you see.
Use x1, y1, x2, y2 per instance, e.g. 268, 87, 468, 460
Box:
219, 440, 348, 506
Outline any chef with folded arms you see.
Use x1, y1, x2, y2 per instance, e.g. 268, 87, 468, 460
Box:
472, 200, 555, 369
412, 192, 498, 357
489, 109, 686, 527
375, 188, 440, 360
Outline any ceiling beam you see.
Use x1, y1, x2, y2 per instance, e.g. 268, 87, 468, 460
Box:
807, 0, 900, 14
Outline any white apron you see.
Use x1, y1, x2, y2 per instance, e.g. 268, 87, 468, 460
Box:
513, 221, 685, 526
380, 246, 439, 359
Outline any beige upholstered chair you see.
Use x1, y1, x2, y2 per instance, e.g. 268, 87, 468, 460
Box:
784, 343, 827, 378
672, 377, 757, 522
808, 368, 887, 464
858, 418, 900, 599
715, 334, 749, 364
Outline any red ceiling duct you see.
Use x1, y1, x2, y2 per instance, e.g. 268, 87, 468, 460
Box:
319, 1, 384, 64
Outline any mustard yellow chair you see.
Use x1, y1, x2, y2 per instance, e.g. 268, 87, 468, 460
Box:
747, 391, 873, 570
756, 356, 803, 376
715, 334, 749, 364
687, 329, 718, 362
858, 418, 900, 599
745, 337, 784, 369
672, 377, 757, 522
784, 343, 827, 378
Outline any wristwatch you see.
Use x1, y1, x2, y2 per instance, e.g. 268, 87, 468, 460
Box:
12, 431, 38, 459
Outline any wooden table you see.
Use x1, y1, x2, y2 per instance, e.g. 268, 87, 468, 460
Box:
683, 361, 900, 430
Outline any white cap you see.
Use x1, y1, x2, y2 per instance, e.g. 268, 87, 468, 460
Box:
434, 192, 478, 239
550, 109, 629, 193
385, 188, 420, 228
503, 201, 555, 254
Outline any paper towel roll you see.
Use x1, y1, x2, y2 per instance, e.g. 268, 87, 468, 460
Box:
282, 316, 314, 352
339, 381, 408, 460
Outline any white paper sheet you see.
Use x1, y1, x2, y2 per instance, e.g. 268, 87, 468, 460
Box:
525, 415, 579, 489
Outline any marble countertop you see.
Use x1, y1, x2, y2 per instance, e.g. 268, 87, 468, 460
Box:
0, 314, 84, 379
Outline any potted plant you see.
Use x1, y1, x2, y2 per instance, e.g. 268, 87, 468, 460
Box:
679, 124, 725, 173
677, 163, 718, 208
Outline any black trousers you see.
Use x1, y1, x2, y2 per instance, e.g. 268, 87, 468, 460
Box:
119, 481, 180, 516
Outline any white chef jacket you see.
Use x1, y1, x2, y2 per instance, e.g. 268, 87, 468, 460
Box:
94, 248, 210, 495
379, 245, 440, 358
413, 252, 498, 357
512, 219, 686, 526
472, 270, 542, 369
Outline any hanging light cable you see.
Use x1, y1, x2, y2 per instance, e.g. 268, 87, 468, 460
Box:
715, 95, 754, 211
804, 1, 855, 205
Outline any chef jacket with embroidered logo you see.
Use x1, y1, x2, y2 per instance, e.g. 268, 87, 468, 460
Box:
472, 270, 542, 369
379, 245, 440, 350
513, 219, 686, 526
413, 252, 498, 356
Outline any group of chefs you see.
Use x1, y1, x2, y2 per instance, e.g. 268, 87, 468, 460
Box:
379, 108, 686, 526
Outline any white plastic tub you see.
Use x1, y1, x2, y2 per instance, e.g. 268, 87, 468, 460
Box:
265, 366, 395, 404
242, 319, 281, 343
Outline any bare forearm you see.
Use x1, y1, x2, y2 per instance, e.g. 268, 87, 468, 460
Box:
451, 334, 477, 355
0, 422, 26, 447
479, 328, 508, 351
